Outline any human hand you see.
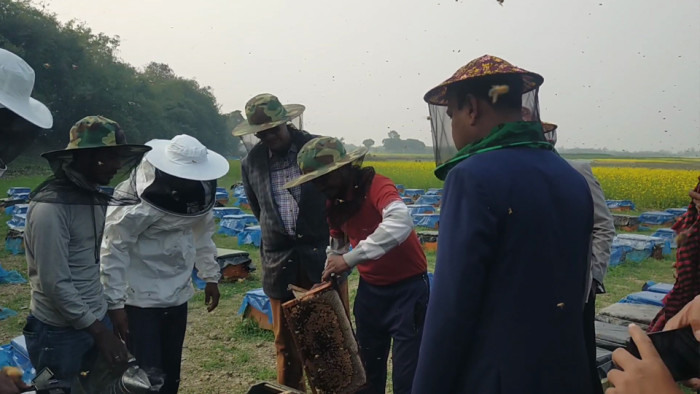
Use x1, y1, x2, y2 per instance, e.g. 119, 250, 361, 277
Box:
689, 190, 700, 210
108, 308, 129, 344
605, 324, 681, 394
0, 367, 29, 394
205, 283, 220, 312
88, 320, 128, 368
322, 254, 350, 282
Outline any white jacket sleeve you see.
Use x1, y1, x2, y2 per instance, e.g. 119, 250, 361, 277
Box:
343, 200, 414, 267
193, 211, 222, 283
100, 203, 162, 309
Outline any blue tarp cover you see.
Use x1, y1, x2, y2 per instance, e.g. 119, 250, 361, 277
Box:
213, 207, 244, 219
426, 188, 443, 195
614, 234, 671, 261
609, 244, 626, 267
218, 214, 258, 236
408, 205, 436, 215
238, 288, 273, 324
403, 189, 424, 198
0, 335, 34, 384
232, 185, 246, 198
6, 214, 26, 231
238, 226, 262, 247
606, 200, 636, 210
639, 211, 676, 225
413, 214, 439, 229
619, 291, 665, 307
651, 228, 677, 249
642, 281, 673, 294
234, 196, 249, 207
0, 264, 26, 284
665, 208, 688, 218
7, 187, 30, 197
0, 307, 17, 320
4, 204, 28, 216
415, 195, 441, 206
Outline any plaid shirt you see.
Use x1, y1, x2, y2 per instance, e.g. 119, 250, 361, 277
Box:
269, 146, 302, 236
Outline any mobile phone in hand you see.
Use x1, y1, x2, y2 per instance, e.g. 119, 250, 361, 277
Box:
625, 326, 700, 381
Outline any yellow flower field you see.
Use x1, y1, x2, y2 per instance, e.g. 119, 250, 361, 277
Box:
364, 160, 698, 210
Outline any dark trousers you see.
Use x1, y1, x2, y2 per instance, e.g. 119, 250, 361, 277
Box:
354, 274, 429, 394
584, 289, 604, 394
125, 303, 188, 394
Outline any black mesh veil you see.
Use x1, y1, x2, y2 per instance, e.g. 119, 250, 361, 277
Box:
427, 87, 541, 166
239, 114, 304, 154
30, 145, 151, 206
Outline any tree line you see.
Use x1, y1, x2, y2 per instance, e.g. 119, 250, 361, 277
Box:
0, 0, 242, 156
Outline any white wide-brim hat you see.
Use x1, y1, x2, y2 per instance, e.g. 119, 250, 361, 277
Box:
0, 48, 53, 129
145, 134, 230, 181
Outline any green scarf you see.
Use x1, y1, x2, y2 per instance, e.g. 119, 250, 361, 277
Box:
434, 121, 554, 180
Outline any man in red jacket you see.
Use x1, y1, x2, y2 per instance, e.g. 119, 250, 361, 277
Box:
284, 137, 429, 394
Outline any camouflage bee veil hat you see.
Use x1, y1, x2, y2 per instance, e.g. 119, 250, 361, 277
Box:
232, 93, 305, 137
283, 136, 368, 189
32, 115, 151, 205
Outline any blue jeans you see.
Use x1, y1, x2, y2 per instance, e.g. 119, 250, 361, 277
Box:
23, 314, 111, 388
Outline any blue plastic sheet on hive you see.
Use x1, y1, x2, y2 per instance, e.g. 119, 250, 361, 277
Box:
408, 205, 436, 215
403, 189, 424, 198
9, 193, 29, 202
6, 214, 26, 231
238, 226, 261, 247
213, 207, 244, 219
232, 185, 246, 198
0, 335, 35, 384
613, 234, 671, 261
639, 211, 676, 225
618, 291, 665, 307
234, 195, 249, 207
396, 184, 405, 194
218, 214, 258, 236
238, 288, 273, 324
413, 214, 439, 229
216, 191, 229, 202
402, 197, 414, 205
665, 208, 687, 218
4, 204, 28, 216
425, 188, 443, 196
415, 195, 441, 207
651, 228, 677, 249
216, 187, 228, 195
5, 235, 24, 255
642, 281, 673, 294
606, 200, 636, 211
609, 244, 626, 267
0, 263, 26, 284
7, 187, 30, 197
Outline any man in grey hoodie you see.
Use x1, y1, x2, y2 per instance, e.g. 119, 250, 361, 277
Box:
23, 116, 150, 390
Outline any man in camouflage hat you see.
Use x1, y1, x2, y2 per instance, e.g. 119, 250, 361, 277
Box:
285, 137, 429, 394
23, 116, 150, 391
234, 94, 335, 390
413, 55, 595, 394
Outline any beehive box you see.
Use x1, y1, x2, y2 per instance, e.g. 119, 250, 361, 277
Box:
282, 282, 365, 394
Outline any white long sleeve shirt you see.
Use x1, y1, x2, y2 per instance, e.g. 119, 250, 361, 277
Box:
100, 161, 221, 309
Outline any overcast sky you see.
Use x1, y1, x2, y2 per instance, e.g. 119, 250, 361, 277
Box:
40, 0, 699, 152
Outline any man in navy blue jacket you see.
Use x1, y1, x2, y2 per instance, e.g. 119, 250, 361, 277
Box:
412, 55, 595, 393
